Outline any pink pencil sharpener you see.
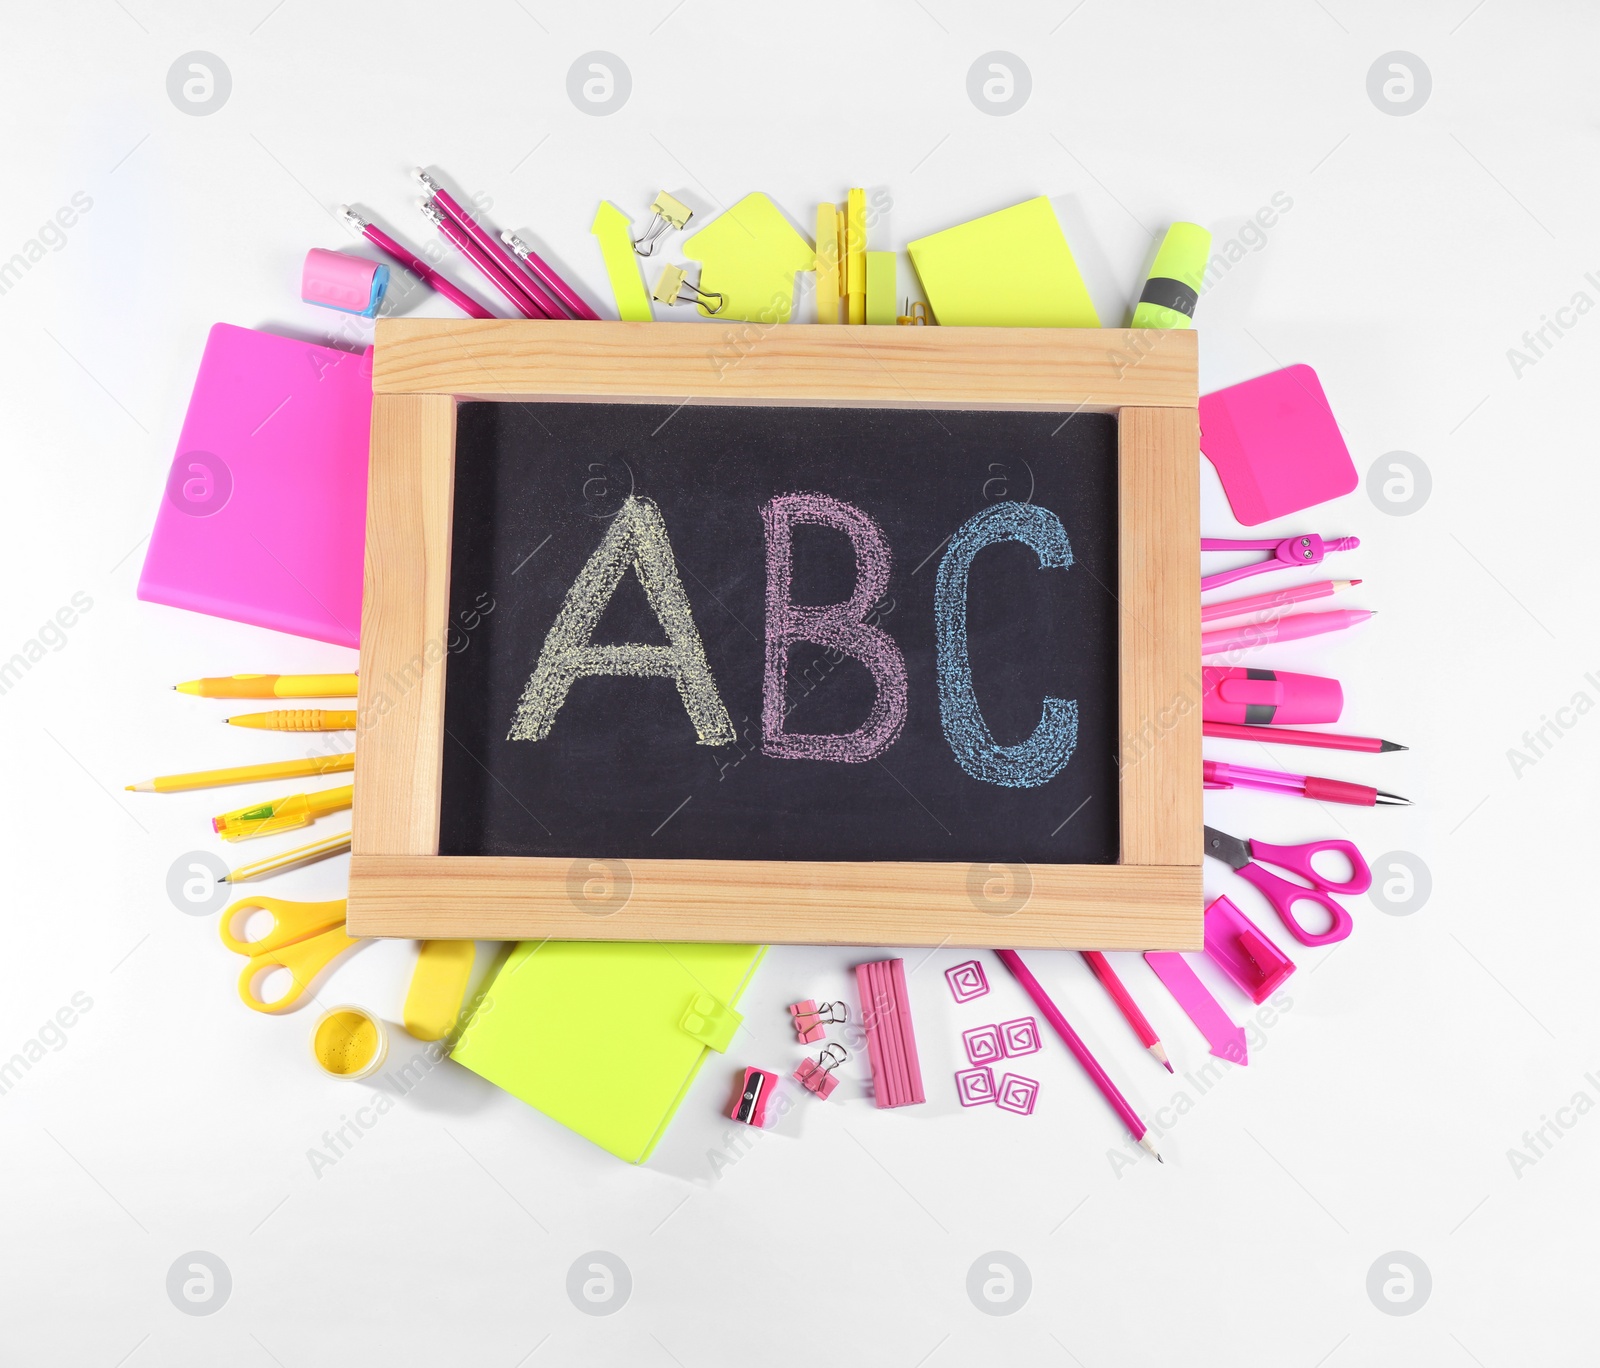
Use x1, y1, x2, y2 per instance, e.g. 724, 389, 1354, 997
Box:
301, 248, 389, 317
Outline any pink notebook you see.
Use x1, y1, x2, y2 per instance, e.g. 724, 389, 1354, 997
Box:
138, 324, 372, 647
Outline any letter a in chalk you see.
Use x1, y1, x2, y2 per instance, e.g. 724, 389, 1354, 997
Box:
508, 495, 735, 745
762, 493, 908, 762
936, 502, 1077, 787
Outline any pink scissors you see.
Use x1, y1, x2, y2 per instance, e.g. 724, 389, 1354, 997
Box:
1203, 825, 1370, 947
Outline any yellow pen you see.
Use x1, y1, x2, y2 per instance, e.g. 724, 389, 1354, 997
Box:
213, 784, 353, 841
127, 752, 353, 793
225, 710, 358, 732
176, 673, 358, 699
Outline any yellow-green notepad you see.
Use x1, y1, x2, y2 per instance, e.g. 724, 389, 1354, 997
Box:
907, 196, 1100, 328
452, 940, 766, 1164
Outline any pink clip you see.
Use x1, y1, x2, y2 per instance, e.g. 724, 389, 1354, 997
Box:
729, 1066, 780, 1127
1000, 1017, 1041, 1057
955, 1066, 996, 1106
963, 1023, 1004, 1066
794, 1044, 847, 1099
945, 959, 990, 1003
995, 1073, 1040, 1116
1203, 895, 1296, 1003
789, 999, 846, 1044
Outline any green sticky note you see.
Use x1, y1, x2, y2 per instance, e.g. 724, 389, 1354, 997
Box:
865, 250, 897, 325
452, 939, 765, 1164
683, 192, 815, 323
590, 200, 654, 322
907, 197, 1100, 328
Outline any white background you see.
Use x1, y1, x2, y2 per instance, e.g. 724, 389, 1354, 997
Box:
2, 2, 1596, 1364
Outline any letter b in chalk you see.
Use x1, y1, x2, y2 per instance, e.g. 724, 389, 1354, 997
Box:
761, 494, 908, 762
936, 502, 1078, 787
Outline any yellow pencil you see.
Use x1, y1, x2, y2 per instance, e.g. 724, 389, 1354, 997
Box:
175, 673, 358, 699
126, 752, 354, 794
213, 784, 354, 841
225, 710, 358, 732
220, 830, 352, 883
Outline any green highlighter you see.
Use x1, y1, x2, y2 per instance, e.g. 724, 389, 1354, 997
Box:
452, 939, 766, 1164
1131, 222, 1211, 330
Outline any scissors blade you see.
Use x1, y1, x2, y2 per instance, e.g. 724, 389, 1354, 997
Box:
1202, 825, 1252, 872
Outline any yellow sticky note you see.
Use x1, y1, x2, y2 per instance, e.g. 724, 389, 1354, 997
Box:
865, 250, 897, 325
683, 192, 815, 322
814, 203, 840, 324
590, 201, 653, 322
907, 196, 1100, 328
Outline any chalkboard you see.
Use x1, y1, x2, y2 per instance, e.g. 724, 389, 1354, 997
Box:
438, 400, 1121, 865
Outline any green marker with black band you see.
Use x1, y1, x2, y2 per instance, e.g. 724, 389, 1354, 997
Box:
1131, 222, 1211, 329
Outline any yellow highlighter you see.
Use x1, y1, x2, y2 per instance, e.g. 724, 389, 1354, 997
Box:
213, 784, 353, 841
176, 673, 358, 699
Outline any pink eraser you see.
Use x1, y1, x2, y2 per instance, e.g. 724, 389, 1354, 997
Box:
1200, 365, 1358, 525
1203, 896, 1296, 1003
302, 248, 389, 317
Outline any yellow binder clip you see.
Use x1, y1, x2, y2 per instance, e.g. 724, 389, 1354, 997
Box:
633, 191, 693, 257
651, 262, 725, 315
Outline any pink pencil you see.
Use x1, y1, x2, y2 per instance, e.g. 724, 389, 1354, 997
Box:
994, 950, 1161, 1160
415, 172, 561, 319
1202, 609, 1372, 656
338, 207, 493, 319
1080, 952, 1172, 1072
1202, 579, 1361, 625
500, 230, 601, 321
420, 201, 542, 319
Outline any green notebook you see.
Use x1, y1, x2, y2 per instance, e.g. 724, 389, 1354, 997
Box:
452, 939, 766, 1164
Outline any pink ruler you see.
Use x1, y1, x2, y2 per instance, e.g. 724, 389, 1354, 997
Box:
1143, 953, 1248, 1065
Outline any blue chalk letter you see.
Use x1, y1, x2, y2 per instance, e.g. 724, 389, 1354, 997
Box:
935, 502, 1078, 788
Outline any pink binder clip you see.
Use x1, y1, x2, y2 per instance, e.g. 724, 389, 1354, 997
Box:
794, 1044, 848, 1099
729, 1066, 780, 1127
1203, 895, 1296, 1003
789, 999, 847, 1044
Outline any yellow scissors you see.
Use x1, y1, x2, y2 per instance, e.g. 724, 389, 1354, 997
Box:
219, 896, 364, 1014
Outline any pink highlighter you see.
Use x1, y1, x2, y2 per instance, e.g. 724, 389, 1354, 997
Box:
1202, 667, 1342, 725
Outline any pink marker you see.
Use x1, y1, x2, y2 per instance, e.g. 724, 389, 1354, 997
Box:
1202, 609, 1373, 656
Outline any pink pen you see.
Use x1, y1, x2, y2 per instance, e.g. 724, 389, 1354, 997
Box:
420, 201, 542, 319
1202, 609, 1373, 656
414, 172, 560, 319
1204, 759, 1410, 807
994, 950, 1162, 1160
500, 230, 600, 321
338, 207, 493, 319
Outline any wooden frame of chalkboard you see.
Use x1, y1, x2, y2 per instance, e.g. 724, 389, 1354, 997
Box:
347, 320, 1202, 949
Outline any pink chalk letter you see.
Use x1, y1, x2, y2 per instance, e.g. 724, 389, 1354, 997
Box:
761, 493, 908, 762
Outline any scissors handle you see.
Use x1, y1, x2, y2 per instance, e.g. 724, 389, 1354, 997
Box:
219, 896, 348, 956
1249, 838, 1371, 895
1234, 861, 1353, 947
237, 924, 362, 1014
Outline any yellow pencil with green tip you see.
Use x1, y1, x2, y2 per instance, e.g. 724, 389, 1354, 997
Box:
127, 753, 353, 793
220, 831, 353, 883
175, 673, 358, 699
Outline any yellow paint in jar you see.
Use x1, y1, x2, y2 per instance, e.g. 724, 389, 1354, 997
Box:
310, 1005, 388, 1080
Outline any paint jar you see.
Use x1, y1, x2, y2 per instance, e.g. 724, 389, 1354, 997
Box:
310, 1005, 389, 1081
